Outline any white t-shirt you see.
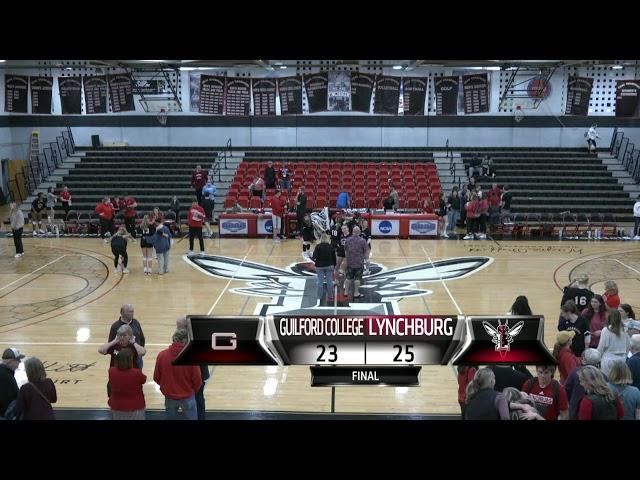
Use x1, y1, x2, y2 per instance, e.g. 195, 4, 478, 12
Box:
587, 127, 598, 141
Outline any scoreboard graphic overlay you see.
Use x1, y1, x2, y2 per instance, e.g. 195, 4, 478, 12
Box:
175, 315, 555, 387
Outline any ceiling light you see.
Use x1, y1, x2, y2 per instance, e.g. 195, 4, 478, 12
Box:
180, 67, 196, 71
392, 65, 403, 70
279, 65, 287, 69
0, 60, 6, 63
141, 60, 164, 63
485, 66, 500, 71
506, 66, 518, 71
612, 65, 623, 70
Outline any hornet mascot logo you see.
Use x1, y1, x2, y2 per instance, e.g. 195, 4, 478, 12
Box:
482, 319, 524, 355
185, 254, 493, 316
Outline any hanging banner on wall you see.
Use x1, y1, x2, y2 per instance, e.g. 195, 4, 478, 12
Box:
83, 76, 108, 114
564, 76, 593, 116
278, 76, 303, 115
435, 76, 459, 115
135, 79, 172, 95
328, 71, 351, 112
4, 75, 28, 113
304, 72, 328, 113
225, 78, 251, 116
373, 75, 400, 115
199, 75, 226, 115
351, 72, 374, 113
58, 77, 82, 114
615, 80, 640, 118
462, 73, 489, 114
402, 77, 427, 115
252, 78, 276, 116
29, 76, 53, 114
108, 74, 135, 112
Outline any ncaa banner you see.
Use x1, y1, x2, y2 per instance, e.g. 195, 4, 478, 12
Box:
219, 219, 248, 235
372, 219, 399, 236
409, 219, 438, 236
257, 217, 274, 235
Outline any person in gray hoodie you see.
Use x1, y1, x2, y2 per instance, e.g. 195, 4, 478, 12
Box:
146, 218, 172, 275
9, 202, 25, 258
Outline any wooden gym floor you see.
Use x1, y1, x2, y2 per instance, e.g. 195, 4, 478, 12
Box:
1, 226, 639, 416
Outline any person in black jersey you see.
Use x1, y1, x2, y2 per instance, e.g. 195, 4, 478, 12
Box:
558, 300, 591, 357
107, 226, 135, 274
300, 214, 315, 259
333, 222, 350, 293
359, 218, 372, 274
137, 215, 156, 276
560, 275, 594, 310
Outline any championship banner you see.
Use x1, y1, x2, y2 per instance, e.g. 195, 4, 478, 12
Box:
4, 75, 28, 113
408, 219, 438, 236
199, 75, 225, 115
435, 75, 459, 115
278, 76, 303, 115
304, 72, 328, 113
371, 218, 400, 236
252, 78, 276, 116
225, 78, 251, 116
328, 70, 351, 111
615, 80, 640, 117
373, 75, 400, 114
350, 72, 374, 113
462, 73, 489, 114
83, 76, 108, 114
565, 76, 593, 116
108, 74, 135, 112
402, 77, 427, 115
219, 218, 249, 235
58, 77, 82, 114
29, 76, 53, 114
257, 217, 274, 234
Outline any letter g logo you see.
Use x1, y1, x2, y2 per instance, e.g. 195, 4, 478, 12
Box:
212, 333, 237, 350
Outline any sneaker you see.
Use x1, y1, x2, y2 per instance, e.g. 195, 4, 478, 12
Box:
634, 235, 640, 240
122, 268, 130, 274
463, 234, 473, 240
114, 268, 121, 274
14, 253, 22, 258
187, 250, 194, 255
199, 251, 205, 256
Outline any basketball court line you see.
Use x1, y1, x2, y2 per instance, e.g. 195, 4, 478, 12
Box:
614, 258, 640, 276
206, 246, 254, 315
397, 240, 432, 314
420, 246, 463, 315
0, 255, 67, 291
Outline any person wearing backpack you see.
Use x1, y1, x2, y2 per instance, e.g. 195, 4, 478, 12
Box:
577, 365, 623, 420
521, 365, 569, 420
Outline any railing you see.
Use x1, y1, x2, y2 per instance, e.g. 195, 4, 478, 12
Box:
610, 127, 640, 183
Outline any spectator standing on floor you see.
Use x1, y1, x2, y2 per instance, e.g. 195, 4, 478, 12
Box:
187, 201, 206, 255
59, 185, 71, 219
176, 316, 210, 420
46, 186, 58, 225
108, 304, 146, 369
446, 187, 461, 237
270, 190, 287, 242
343, 226, 367, 300
147, 218, 172, 275
13, 357, 57, 420
202, 177, 216, 238
9, 202, 25, 258
553, 331, 582, 385
95, 197, 116, 241
634, 195, 640, 239
121, 193, 138, 238
295, 186, 307, 233
558, 300, 591, 358
311, 233, 336, 306
264, 161, 277, 190
603, 280, 621, 310
582, 294, 607, 348
598, 309, 631, 377
577, 365, 623, 420
191, 165, 207, 205
108, 348, 146, 420
0, 347, 24, 418
607, 361, 640, 420
487, 183, 502, 227
30, 192, 47, 235
585, 124, 599, 154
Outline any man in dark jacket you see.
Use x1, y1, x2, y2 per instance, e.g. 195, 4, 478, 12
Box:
108, 304, 146, 369
488, 364, 533, 392
0, 348, 25, 417
264, 161, 276, 189
311, 234, 336, 305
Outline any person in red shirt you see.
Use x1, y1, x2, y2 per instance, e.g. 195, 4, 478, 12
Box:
154, 329, 202, 420
270, 190, 287, 242
59, 185, 71, 219
191, 165, 207, 206
487, 183, 502, 228
521, 365, 569, 420
603, 280, 621, 310
577, 365, 624, 420
463, 193, 480, 240
553, 331, 582, 385
95, 197, 115, 241
477, 190, 489, 239
187, 201, 206, 255
457, 365, 477, 419
108, 348, 146, 420
121, 193, 138, 238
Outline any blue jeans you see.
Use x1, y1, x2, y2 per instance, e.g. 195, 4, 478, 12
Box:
447, 210, 460, 234
164, 395, 197, 420
316, 267, 335, 302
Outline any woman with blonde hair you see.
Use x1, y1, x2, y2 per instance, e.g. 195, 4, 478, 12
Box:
107, 225, 135, 274
577, 365, 623, 420
501, 387, 544, 420
603, 280, 620, 310
464, 368, 510, 420
108, 348, 146, 420
14, 357, 57, 420
137, 215, 155, 276
607, 361, 640, 420
598, 309, 631, 377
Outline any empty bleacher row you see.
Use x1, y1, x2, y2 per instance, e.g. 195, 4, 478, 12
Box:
462, 150, 636, 223
224, 160, 442, 211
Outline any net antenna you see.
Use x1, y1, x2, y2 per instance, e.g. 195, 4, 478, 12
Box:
157, 108, 168, 126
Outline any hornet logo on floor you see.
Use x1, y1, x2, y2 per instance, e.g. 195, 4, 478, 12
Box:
185, 254, 493, 316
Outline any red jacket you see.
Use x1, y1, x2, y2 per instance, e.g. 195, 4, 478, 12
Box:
558, 346, 581, 385
487, 188, 502, 207
479, 198, 489, 215
188, 205, 206, 227
108, 367, 146, 411
153, 342, 202, 400
122, 197, 137, 218
95, 202, 115, 220
271, 196, 286, 217
465, 200, 480, 219
191, 170, 207, 189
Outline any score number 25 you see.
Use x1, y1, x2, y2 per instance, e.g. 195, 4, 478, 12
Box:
316, 344, 414, 363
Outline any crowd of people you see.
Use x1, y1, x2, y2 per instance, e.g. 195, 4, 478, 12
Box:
458, 278, 640, 420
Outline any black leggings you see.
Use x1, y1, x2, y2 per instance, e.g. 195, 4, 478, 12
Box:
124, 217, 136, 238
112, 247, 128, 268
100, 218, 115, 238
189, 226, 204, 251
12, 228, 24, 254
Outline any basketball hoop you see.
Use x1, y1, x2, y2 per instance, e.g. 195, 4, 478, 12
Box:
514, 105, 524, 123
157, 108, 168, 126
